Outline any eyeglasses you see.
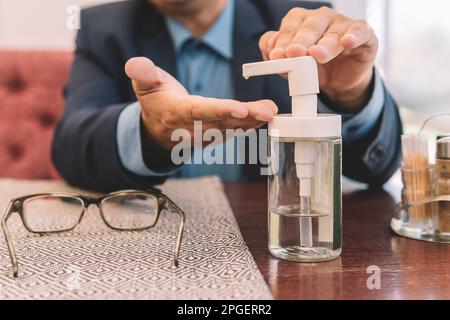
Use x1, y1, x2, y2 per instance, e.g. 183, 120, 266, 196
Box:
1, 188, 185, 278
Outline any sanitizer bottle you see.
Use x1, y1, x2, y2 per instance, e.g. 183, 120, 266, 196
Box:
243, 56, 342, 262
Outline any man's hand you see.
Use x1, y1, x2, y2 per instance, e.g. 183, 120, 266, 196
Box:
259, 6, 378, 113
125, 57, 277, 150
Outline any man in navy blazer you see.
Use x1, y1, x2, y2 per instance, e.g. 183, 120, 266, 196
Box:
53, 0, 403, 192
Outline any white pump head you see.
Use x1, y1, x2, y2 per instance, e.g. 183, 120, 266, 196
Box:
242, 56, 319, 95
242, 56, 341, 139
243, 56, 319, 117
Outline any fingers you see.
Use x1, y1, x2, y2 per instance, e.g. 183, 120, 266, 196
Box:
125, 57, 163, 96
246, 100, 278, 122
174, 96, 277, 125
208, 118, 266, 133
269, 8, 306, 60
307, 20, 351, 63
341, 20, 374, 49
259, 31, 277, 60
262, 7, 377, 64
284, 14, 334, 59
271, 7, 333, 59
183, 97, 247, 122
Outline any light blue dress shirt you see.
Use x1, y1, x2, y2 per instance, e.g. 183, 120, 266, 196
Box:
117, 0, 385, 181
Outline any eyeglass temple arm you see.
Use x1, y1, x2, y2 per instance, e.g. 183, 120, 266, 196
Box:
162, 196, 186, 267
395, 195, 450, 215
1, 201, 19, 278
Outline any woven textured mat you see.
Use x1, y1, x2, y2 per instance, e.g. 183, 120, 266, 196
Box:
0, 177, 272, 300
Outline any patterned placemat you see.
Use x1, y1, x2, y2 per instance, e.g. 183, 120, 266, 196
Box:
0, 177, 272, 300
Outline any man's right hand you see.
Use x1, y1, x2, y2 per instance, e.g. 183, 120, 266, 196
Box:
125, 57, 278, 150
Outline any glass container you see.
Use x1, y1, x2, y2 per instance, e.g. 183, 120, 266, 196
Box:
268, 136, 342, 262
391, 163, 450, 243
434, 137, 450, 238
400, 166, 435, 230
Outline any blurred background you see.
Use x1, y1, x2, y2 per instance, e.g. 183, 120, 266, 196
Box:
0, 0, 448, 180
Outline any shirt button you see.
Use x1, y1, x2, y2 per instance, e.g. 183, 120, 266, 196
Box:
370, 145, 385, 160
194, 83, 203, 91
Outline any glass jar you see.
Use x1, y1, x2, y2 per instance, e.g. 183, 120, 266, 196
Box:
268, 136, 342, 262
392, 138, 450, 243
435, 137, 450, 236
400, 166, 435, 230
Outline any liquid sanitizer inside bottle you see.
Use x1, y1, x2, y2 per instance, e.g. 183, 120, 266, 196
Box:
243, 57, 342, 262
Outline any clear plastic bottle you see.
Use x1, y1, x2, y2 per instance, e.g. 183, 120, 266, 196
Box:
268, 136, 342, 262
242, 56, 342, 262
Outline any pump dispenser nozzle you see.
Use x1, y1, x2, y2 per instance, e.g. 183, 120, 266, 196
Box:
243, 56, 341, 249
243, 57, 319, 117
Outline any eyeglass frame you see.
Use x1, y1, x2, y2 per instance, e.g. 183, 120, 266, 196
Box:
1, 188, 186, 278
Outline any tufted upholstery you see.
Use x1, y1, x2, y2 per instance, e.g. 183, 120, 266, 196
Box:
0, 51, 73, 179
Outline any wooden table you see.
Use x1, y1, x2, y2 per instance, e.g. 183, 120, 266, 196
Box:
225, 183, 450, 300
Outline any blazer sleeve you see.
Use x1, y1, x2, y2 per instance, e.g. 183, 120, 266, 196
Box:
52, 10, 167, 192
342, 84, 403, 186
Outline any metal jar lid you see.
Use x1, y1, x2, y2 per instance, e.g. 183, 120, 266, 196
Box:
437, 137, 450, 159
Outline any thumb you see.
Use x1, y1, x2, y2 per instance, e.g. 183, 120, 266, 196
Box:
125, 57, 162, 96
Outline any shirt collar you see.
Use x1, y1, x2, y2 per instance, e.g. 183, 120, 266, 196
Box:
165, 0, 235, 60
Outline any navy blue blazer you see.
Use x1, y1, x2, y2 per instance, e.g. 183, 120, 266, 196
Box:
52, 0, 403, 192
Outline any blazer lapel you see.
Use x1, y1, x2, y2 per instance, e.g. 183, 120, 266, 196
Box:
232, 0, 270, 181
135, 0, 177, 77
232, 0, 268, 102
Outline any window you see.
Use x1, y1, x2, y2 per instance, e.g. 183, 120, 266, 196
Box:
370, 0, 450, 133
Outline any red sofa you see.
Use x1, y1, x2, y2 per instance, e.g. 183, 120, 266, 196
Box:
0, 51, 73, 179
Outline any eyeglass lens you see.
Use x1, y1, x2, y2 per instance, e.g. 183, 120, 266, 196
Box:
22, 195, 84, 233
101, 194, 159, 230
